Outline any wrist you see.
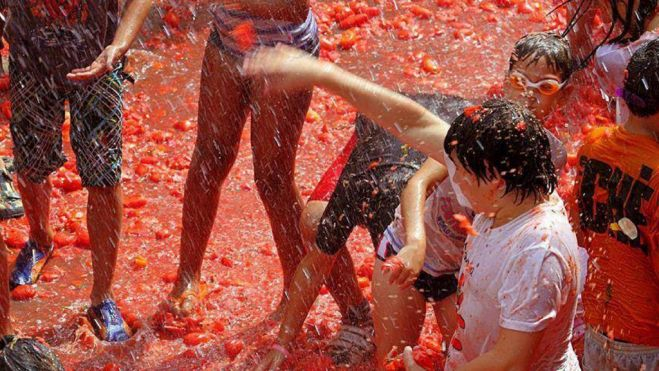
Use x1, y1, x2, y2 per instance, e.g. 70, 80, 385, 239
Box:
111, 41, 130, 56
405, 236, 426, 250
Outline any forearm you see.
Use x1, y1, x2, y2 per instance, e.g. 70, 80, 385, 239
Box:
401, 159, 447, 246
457, 352, 524, 371
401, 178, 428, 252
316, 64, 450, 162
277, 250, 336, 345
112, 0, 152, 52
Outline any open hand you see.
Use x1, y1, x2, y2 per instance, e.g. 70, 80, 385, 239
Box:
382, 243, 425, 288
67, 44, 126, 81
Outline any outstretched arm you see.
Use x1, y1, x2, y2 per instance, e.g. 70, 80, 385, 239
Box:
457, 328, 542, 371
67, 0, 153, 81
243, 46, 451, 163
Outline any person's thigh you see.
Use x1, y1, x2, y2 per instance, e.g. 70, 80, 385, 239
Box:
300, 201, 328, 246
194, 36, 251, 165
432, 293, 458, 343
315, 170, 365, 255
249, 85, 312, 184
372, 258, 427, 364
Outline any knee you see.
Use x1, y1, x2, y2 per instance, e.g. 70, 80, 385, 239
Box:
87, 185, 121, 205
300, 201, 326, 245
191, 140, 239, 179
253, 164, 293, 197
315, 217, 347, 256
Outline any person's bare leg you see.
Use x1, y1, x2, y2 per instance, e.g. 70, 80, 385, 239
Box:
251, 86, 312, 307
0, 236, 11, 335
432, 293, 457, 349
300, 201, 366, 318
372, 259, 426, 370
17, 176, 53, 247
87, 185, 123, 306
169, 42, 250, 312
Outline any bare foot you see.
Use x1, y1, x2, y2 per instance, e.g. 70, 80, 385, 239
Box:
267, 291, 291, 321
164, 281, 207, 318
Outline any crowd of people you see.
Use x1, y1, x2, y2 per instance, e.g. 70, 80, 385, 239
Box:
0, 0, 655, 370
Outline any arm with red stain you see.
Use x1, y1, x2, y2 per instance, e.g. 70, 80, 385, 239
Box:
389, 159, 448, 287
456, 328, 543, 371
67, 0, 153, 81
243, 46, 452, 163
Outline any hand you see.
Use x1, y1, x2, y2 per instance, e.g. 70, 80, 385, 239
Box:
242, 44, 328, 92
403, 346, 426, 371
67, 44, 127, 81
382, 243, 425, 288
255, 349, 287, 371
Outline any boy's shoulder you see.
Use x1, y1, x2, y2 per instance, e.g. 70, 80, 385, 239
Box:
517, 198, 576, 248
581, 126, 612, 149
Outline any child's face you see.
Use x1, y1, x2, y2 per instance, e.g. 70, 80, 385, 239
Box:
448, 155, 504, 214
503, 56, 566, 120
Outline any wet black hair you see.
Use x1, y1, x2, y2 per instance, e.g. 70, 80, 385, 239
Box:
444, 99, 557, 203
623, 38, 659, 117
509, 32, 576, 81
562, 0, 658, 66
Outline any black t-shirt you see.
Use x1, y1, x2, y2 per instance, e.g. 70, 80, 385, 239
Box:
4, 0, 119, 87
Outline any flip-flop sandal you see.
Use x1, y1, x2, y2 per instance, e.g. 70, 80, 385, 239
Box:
86, 299, 131, 342
10, 241, 54, 289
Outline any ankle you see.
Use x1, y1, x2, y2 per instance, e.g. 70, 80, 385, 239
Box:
343, 300, 372, 327
30, 231, 53, 249
91, 291, 114, 307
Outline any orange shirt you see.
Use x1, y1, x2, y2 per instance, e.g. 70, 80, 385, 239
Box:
576, 127, 659, 346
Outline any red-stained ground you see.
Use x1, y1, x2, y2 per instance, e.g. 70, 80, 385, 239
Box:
0, 0, 612, 369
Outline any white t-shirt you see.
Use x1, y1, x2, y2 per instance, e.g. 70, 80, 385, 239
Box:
378, 180, 472, 276
445, 195, 581, 371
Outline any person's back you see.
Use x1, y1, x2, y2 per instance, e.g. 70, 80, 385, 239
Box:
577, 127, 659, 345
576, 38, 659, 371
352, 93, 470, 175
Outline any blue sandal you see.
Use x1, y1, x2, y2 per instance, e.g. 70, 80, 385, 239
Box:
10, 241, 53, 289
86, 299, 132, 342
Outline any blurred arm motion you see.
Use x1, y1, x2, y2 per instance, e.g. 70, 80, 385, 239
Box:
242, 45, 452, 163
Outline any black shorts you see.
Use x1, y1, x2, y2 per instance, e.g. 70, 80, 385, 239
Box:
315, 156, 422, 255
9, 62, 125, 187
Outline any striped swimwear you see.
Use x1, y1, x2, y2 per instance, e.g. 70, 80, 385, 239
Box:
209, 5, 320, 57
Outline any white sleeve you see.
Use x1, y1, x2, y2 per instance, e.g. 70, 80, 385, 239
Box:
497, 246, 568, 333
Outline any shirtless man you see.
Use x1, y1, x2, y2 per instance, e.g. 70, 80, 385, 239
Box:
166, 1, 320, 316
